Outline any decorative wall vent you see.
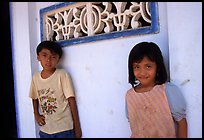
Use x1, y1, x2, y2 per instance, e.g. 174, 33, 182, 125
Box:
40, 2, 159, 47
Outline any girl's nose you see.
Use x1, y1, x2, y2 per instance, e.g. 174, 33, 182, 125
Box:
139, 69, 146, 75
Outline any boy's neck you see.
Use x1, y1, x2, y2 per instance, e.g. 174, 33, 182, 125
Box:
41, 68, 56, 79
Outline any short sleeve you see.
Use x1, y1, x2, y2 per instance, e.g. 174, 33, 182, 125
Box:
165, 82, 187, 121
60, 70, 75, 99
125, 99, 129, 120
29, 74, 38, 99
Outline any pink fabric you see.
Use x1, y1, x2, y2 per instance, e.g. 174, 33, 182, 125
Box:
126, 84, 176, 138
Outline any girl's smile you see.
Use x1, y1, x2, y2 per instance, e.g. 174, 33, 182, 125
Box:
133, 56, 157, 92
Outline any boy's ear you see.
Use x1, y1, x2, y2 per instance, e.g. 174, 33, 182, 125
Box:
37, 55, 40, 61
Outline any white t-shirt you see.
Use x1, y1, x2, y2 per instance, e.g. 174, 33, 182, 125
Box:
29, 69, 75, 134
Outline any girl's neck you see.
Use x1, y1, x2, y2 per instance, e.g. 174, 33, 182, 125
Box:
134, 83, 156, 93
41, 68, 56, 79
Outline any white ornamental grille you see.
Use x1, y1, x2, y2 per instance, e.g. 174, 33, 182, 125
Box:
41, 2, 152, 42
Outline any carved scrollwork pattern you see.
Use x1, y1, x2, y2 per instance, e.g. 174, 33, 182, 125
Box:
43, 2, 151, 41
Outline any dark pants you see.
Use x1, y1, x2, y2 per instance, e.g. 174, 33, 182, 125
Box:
39, 129, 75, 138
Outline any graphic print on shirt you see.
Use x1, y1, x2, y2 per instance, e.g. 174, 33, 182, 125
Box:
38, 88, 57, 115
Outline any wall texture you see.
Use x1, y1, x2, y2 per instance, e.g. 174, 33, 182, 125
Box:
167, 2, 202, 138
10, 2, 202, 138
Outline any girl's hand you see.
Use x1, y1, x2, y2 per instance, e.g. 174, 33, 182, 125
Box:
177, 118, 187, 138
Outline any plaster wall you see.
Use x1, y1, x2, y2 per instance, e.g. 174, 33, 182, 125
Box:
10, 2, 202, 138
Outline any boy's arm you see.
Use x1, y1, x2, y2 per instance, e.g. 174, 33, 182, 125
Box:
32, 99, 45, 126
68, 97, 82, 138
177, 118, 188, 138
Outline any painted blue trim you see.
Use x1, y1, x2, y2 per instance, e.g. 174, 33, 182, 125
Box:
9, 2, 20, 138
40, 2, 75, 13
150, 2, 159, 33
40, 2, 159, 47
40, 10, 43, 42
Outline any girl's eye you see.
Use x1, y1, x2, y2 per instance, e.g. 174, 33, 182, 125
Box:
133, 65, 139, 69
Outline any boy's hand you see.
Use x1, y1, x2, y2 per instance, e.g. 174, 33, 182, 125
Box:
35, 113, 46, 126
74, 125, 82, 138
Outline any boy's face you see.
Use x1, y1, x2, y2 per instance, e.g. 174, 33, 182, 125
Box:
37, 48, 60, 71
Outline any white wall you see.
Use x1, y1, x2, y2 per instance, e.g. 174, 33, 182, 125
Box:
167, 2, 202, 138
11, 2, 60, 138
10, 2, 36, 138
11, 2, 202, 138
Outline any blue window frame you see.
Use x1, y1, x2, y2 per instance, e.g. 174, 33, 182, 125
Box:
40, 2, 159, 47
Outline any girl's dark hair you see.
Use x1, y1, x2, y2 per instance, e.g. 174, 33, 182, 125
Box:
36, 41, 63, 58
128, 42, 167, 87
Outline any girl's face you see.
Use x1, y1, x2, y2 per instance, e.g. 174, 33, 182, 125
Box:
37, 48, 60, 71
133, 56, 157, 88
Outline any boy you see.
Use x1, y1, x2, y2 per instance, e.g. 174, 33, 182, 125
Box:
29, 41, 82, 138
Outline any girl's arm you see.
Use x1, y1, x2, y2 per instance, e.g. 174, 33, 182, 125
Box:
68, 97, 82, 138
165, 82, 188, 137
177, 118, 188, 138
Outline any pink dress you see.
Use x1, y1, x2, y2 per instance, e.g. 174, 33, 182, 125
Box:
125, 84, 176, 138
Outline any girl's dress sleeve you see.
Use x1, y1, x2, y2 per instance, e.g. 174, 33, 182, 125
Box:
165, 82, 187, 122
125, 99, 129, 120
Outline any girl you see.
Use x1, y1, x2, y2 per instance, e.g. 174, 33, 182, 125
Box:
125, 42, 187, 138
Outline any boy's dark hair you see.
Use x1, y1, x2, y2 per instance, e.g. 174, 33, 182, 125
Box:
36, 41, 63, 58
128, 42, 167, 87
